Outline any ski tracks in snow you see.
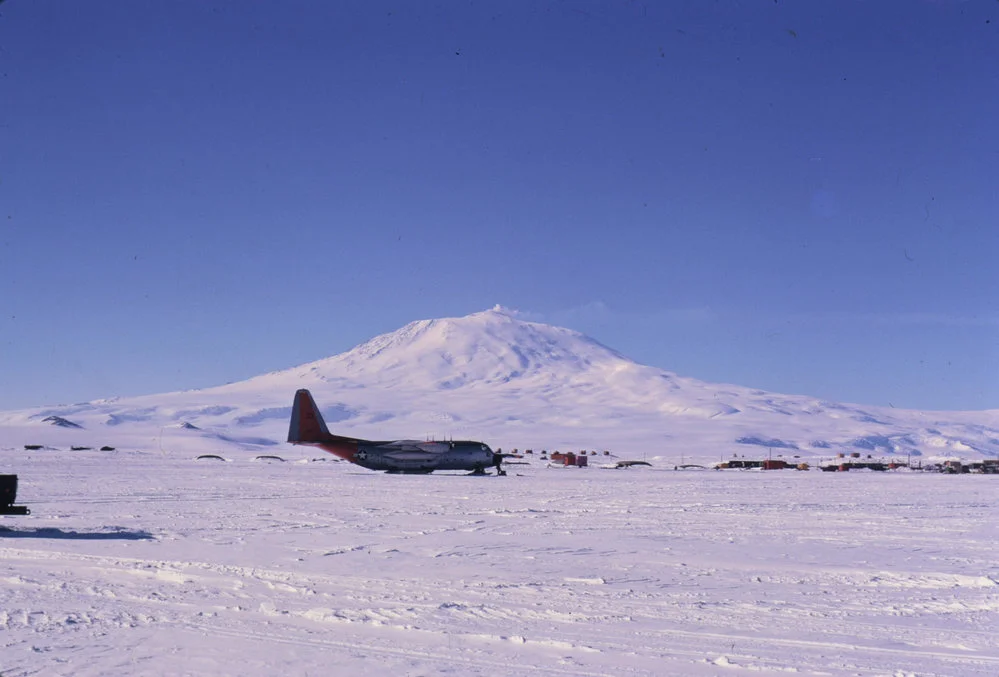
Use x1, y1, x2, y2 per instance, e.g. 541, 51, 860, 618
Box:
1, 453, 998, 676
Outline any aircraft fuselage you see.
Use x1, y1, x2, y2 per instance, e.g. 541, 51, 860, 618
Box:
287, 389, 501, 474
340, 439, 494, 474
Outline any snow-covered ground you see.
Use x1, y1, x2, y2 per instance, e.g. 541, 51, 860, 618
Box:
3, 448, 997, 676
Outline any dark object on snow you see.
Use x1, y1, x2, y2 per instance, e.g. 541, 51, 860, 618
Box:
196, 454, 226, 461
99, 446, 116, 451
253, 455, 285, 462
0, 475, 30, 515
42, 415, 83, 429
24, 444, 43, 450
615, 460, 652, 468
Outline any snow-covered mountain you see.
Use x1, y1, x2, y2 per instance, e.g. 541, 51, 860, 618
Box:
2, 307, 997, 462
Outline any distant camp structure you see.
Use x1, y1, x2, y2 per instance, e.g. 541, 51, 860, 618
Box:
549, 451, 588, 467
713, 454, 998, 474
932, 459, 998, 474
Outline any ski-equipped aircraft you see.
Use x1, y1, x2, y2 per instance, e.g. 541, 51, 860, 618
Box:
287, 389, 506, 475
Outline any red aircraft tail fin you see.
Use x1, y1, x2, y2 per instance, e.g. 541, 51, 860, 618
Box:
288, 389, 332, 443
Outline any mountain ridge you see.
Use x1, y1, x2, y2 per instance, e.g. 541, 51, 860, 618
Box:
1, 307, 997, 461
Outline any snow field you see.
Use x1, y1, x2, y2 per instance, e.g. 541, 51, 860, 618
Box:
1, 450, 997, 676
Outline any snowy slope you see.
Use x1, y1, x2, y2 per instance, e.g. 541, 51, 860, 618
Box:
1, 307, 997, 462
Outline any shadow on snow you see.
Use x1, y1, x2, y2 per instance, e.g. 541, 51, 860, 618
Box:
0, 526, 155, 540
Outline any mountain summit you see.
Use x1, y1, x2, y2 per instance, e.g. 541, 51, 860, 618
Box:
252, 306, 633, 393
2, 308, 998, 460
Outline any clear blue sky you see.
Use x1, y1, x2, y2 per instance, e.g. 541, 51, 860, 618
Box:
1, 0, 996, 411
